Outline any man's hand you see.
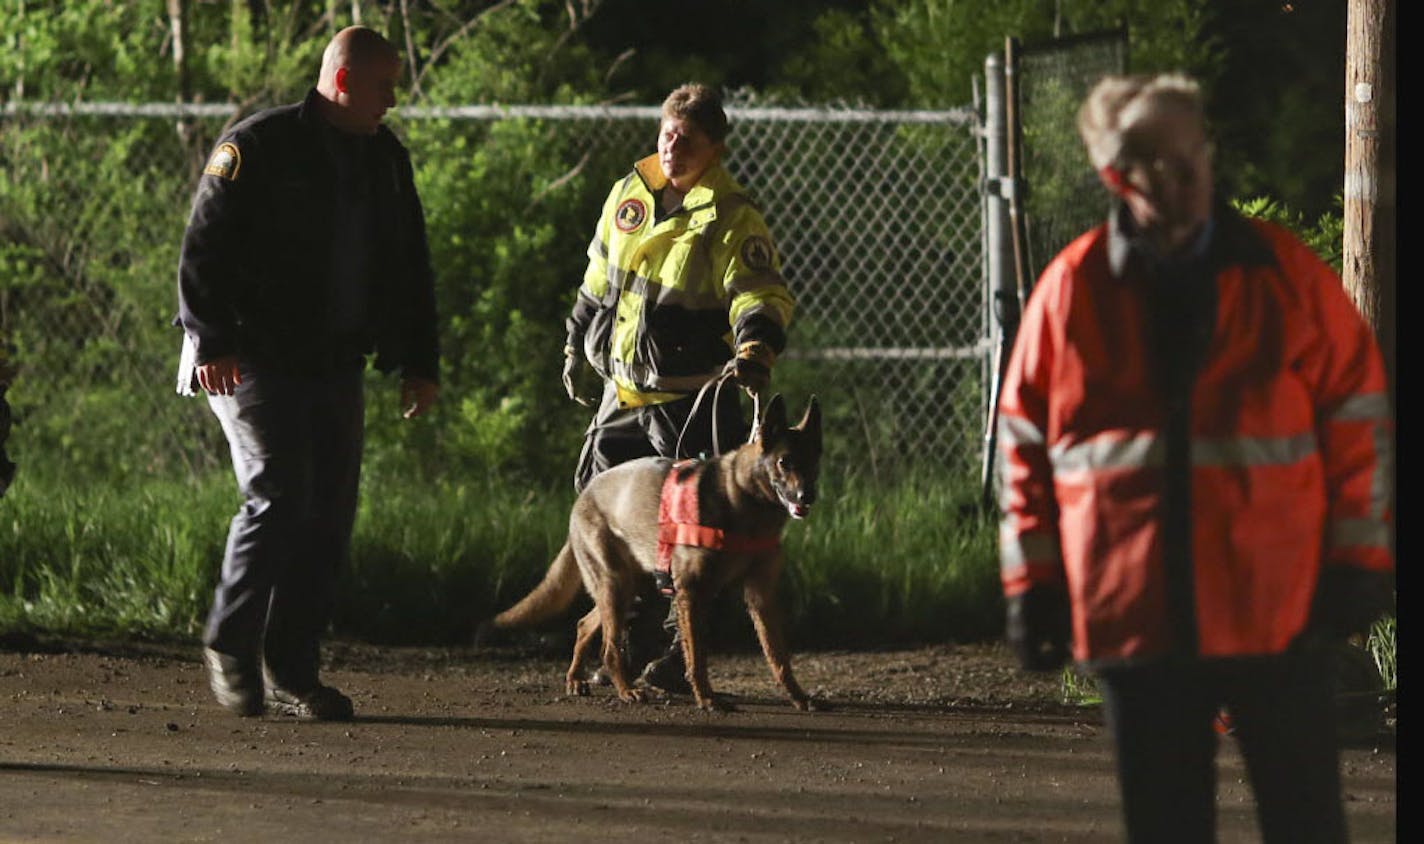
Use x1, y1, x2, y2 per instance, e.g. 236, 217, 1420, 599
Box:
196, 356, 242, 396
1006, 585, 1072, 672
400, 377, 439, 419
562, 347, 599, 407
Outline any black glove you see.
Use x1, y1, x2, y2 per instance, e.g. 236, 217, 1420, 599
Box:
1006, 585, 1071, 672
730, 340, 774, 396
561, 346, 599, 407
1309, 565, 1394, 640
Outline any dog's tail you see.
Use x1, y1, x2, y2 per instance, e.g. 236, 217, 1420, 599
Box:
489, 541, 582, 629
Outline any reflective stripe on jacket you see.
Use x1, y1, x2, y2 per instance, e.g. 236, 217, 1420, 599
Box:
997, 208, 1393, 665
573, 155, 793, 407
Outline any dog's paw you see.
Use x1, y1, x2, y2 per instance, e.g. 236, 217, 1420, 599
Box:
791, 696, 822, 712
618, 687, 647, 704
697, 695, 735, 713
566, 678, 590, 697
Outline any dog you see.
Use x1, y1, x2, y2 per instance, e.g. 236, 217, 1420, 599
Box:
486, 393, 821, 711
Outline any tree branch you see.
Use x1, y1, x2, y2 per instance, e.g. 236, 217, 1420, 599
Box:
412, 0, 520, 97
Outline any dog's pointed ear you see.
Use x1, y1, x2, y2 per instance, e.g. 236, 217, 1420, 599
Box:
758, 393, 788, 446
796, 395, 822, 451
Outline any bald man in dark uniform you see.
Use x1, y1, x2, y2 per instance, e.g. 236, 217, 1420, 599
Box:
176, 26, 440, 720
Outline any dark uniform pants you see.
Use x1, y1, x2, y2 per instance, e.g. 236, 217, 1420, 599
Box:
574, 379, 748, 494
1096, 638, 1347, 844
204, 363, 365, 692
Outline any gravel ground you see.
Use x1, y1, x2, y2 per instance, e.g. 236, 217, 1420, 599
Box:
0, 635, 1397, 842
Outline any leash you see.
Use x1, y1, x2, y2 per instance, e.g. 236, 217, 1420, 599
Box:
658, 372, 771, 596
673, 364, 760, 461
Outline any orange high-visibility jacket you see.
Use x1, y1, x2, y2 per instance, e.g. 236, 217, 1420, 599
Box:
997, 210, 1393, 665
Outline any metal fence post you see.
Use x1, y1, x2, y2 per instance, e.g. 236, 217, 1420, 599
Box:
980, 51, 1016, 512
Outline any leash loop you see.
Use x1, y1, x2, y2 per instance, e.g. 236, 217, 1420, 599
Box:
673, 364, 760, 461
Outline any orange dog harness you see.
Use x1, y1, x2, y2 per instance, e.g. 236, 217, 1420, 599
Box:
656, 460, 781, 596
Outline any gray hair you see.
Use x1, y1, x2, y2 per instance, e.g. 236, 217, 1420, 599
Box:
1077, 73, 1205, 170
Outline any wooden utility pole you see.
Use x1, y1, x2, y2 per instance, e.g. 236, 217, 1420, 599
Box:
1345, 0, 1395, 557
1344, 0, 1395, 398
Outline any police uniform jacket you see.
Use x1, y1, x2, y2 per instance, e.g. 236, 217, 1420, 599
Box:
566, 155, 793, 408
176, 88, 439, 382
997, 204, 1393, 666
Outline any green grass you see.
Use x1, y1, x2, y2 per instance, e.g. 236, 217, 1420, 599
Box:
0, 475, 226, 638
0, 465, 1002, 649
1368, 615, 1397, 691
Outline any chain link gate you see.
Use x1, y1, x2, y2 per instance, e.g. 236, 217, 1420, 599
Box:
1, 99, 987, 481
980, 30, 1129, 506
1015, 29, 1130, 283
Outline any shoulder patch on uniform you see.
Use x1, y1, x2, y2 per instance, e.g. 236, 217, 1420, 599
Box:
740, 235, 774, 271
615, 197, 647, 233
203, 142, 242, 181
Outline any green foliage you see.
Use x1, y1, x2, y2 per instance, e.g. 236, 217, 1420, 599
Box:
0, 468, 1000, 648
772, 9, 908, 106
781, 467, 1002, 647
1, 1, 626, 480
0, 473, 224, 637
0, 3, 1381, 666
864, 0, 1220, 109
0, 1, 169, 100
1368, 615, 1396, 692
0, 112, 227, 476
1231, 195, 1345, 273
1060, 665, 1101, 707
200, 2, 326, 105
417, 1, 607, 105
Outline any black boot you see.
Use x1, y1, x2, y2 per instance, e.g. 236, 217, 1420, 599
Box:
638, 638, 691, 695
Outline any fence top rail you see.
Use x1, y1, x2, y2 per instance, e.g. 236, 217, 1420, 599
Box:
2, 100, 978, 125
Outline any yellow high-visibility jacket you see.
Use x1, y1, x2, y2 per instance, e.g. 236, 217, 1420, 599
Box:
567, 155, 794, 408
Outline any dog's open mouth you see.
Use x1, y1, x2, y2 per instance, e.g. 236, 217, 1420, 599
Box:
787, 502, 811, 519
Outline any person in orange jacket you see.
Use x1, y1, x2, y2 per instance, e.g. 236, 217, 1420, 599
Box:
996, 73, 1393, 843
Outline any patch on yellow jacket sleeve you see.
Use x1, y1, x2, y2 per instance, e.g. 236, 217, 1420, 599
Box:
740, 235, 774, 271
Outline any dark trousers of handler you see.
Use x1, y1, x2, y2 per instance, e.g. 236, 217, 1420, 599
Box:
1096, 637, 1347, 844
574, 379, 748, 494
203, 361, 365, 693
573, 379, 749, 668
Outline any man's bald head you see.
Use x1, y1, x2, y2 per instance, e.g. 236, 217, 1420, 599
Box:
315, 26, 402, 135
319, 26, 399, 86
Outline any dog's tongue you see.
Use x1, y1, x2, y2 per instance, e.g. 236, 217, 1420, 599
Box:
788, 503, 810, 519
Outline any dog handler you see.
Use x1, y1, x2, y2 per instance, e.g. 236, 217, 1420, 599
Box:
561, 83, 794, 691
175, 26, 440, 720
996, 73, 1393, 842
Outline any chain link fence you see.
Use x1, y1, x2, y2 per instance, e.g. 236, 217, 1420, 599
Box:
1, 99, 986, 481
1016, 28, 1129, 281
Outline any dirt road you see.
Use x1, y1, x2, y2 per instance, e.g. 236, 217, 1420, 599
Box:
0, 638, 1396, 842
